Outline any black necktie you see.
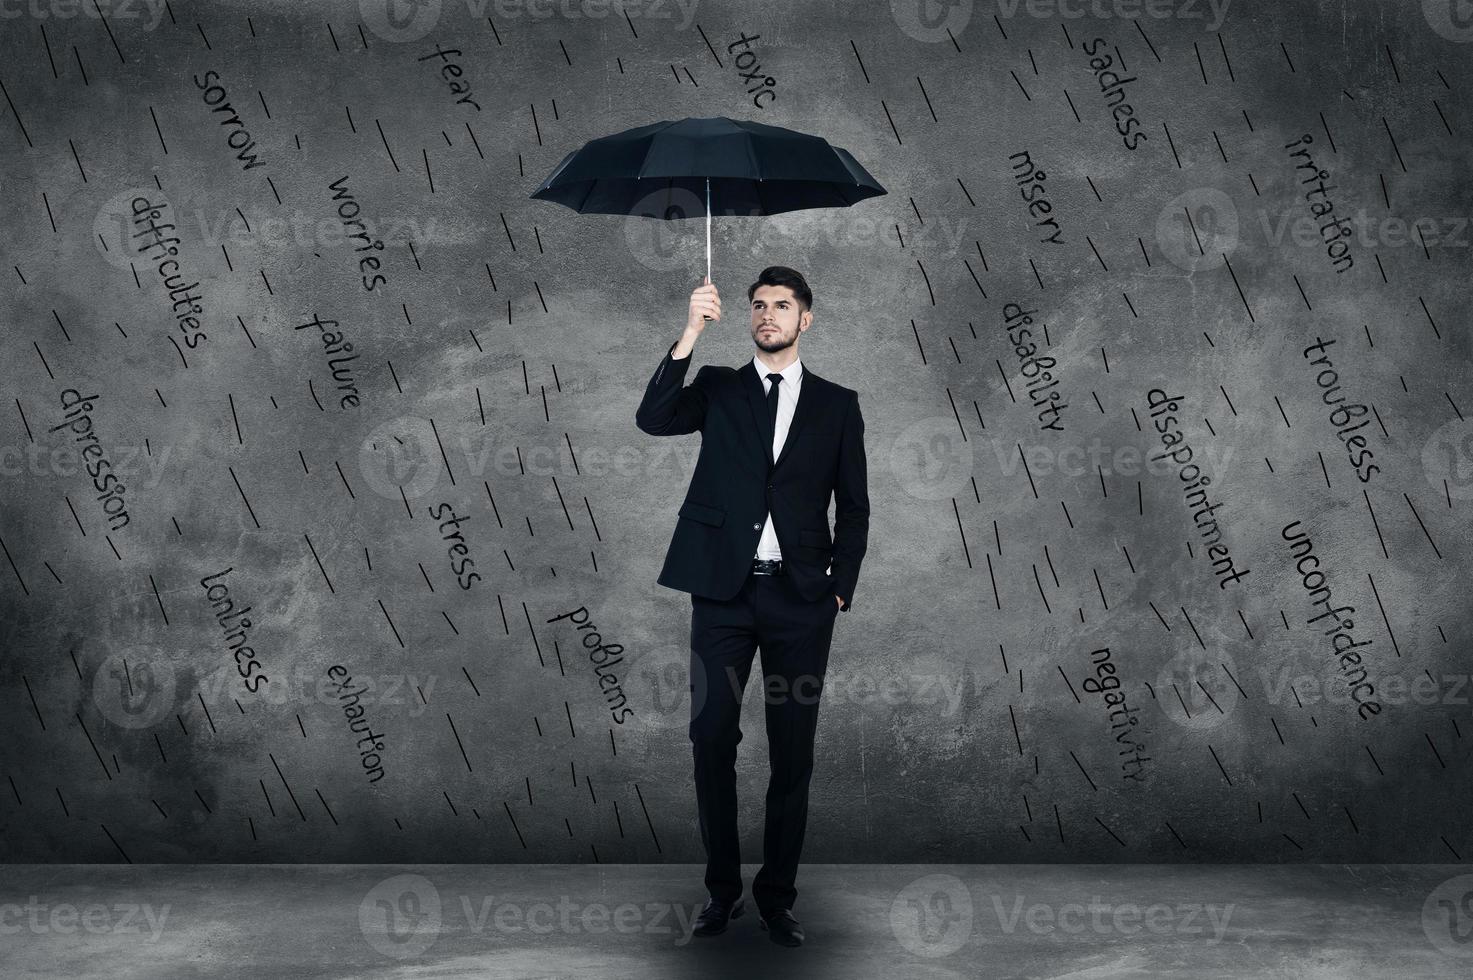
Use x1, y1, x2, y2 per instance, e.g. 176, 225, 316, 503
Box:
766, 373, 783, 434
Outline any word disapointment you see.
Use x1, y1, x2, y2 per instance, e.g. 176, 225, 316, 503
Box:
1008, 150, 1066, 245
1302, 337, 1379, 483
728, 33, 776, 108
1283, 134, 1353, 273
200, 567, 269, 693
327, 665, 387, 783
1281, 521, 1382, 721
546, 607, 633, 725
49, 389, 130, 532
130, 196, 208, 349
328, 176, 389, 293
1003, 303, 1068, 431
1146, 389, 1252, 590
428, 502, 482, 590
1081, 37, 1148, 150
417, 45, 482, 112
1081, 646, 1151, 782
193, 70, 265, 171
295, 313, 363, 409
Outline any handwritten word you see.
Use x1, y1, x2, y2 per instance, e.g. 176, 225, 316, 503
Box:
1003, 303, 1068, 431
1081, 37, 1148, 150
327, 176, 388, 292
1081, 646, 1150, 782
1008, 150, 1065, 244
327, 665, 387, 783
546, 607, 634, 725
193, 70, 265, 171
200, 567, 269, 693
1282, 521, 1381, 720
418, 45, 481, 112
131, 196, 208, 349
1283, 134, 1353, 273
428, 502, 482, 589
294, 313, 363, 409
728, 33, 776, 108
1146, 389, 1251, 589
48, 389, 129, 531
1302, 337, 1379, 483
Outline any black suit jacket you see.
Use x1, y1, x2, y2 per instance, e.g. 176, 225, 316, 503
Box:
635, 340, 869, 612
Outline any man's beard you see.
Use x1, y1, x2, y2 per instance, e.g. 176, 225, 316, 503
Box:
754, 326, 795, 352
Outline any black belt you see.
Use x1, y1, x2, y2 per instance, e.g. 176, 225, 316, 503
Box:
751, 558, 784, 576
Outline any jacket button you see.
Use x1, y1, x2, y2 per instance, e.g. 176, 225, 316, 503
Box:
752, 523, 760, 530
766, 485, 774, 491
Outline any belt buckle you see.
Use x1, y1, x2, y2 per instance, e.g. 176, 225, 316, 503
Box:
752, 558, 782, 576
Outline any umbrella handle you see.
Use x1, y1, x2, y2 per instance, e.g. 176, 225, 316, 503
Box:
703, 177, 713, 319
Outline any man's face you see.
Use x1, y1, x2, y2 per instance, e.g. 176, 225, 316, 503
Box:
749, 284, 811, 353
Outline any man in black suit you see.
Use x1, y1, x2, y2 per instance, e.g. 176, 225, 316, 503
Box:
635, 265, 869, 947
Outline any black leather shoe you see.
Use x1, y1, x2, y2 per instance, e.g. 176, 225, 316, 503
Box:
692, 897, 745, 937
758, 907, 804, 947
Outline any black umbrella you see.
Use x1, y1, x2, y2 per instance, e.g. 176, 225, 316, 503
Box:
529, 116, 887, 282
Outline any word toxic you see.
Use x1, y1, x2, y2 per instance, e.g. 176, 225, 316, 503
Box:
1081, 38, 1148, 151
429, 502, 482, 589
728, 33, 777, 108
418, 45, 481, 112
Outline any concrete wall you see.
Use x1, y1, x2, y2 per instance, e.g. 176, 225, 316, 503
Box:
1, 0, 1470, 862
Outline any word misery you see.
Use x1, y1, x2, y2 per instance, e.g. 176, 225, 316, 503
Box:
1283, 134, 1353, 273
327, 176, 389, 292
1008, 150, 1066, 244
1302, 337, 1379, 483
130, 196, 208, 349
1146, 389, 1251, 589
547, 607, 633, 725
1081, 646, 1151, 782
428, 502, 482, 589
295, 314, 363, 409
728, 33, 777, 107
193, 70, 266, 171
1003, 303, 1068, 431
327, 665, 388, 783
199, 567, 269, 693
1282, 521, 1381, 720
49, 389, 129, 531
1081, 37, 1148, 150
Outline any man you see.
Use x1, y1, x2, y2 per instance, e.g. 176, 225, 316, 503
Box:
634, 265, 870, 947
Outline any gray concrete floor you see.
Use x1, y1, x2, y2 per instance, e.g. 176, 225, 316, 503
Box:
0, 864, 1469, 978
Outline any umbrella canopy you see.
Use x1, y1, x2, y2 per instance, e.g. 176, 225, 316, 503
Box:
530, 116, 887, 218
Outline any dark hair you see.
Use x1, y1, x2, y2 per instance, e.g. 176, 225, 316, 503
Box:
748, 265, 812, 313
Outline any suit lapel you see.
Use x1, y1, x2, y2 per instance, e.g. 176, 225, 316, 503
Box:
740, 361, 776, 469
773, 365, 817, 472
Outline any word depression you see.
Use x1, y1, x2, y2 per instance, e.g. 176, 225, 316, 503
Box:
49, 389, 130, 532
130, 196, 208, 349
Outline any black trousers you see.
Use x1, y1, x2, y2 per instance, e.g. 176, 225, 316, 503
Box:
689, 567, 839, 915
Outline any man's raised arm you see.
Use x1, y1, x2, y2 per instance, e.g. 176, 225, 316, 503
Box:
635, 277, 723, 437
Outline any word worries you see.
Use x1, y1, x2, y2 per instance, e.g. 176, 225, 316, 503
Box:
728, 33, 777, 107
328, 176, 389, 292
49, 389, 129, 531
547, 607, 633, 725
418, 45, 481, 112
1008, 150, 1066, 244
1081, 646, 1151, 782
1283, 134, 1353, 273
200, 567, 269, 693
131, 196, 208, 349
1146, 390, 1251, 589
327, 665, 388, 783
1302, 338, 1379, 483
428, 502, 482, 589
193, 70, 265, 171
1081, 37, 1148, 150
295, 314, 363, 409
1282, 521, 1381, 720
1003, 303, 1069, 431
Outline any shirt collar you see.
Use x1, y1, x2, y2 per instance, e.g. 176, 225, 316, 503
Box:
753, 355, 803, 388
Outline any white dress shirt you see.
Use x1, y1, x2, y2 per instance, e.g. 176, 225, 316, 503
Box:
754, 355, 803, 560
